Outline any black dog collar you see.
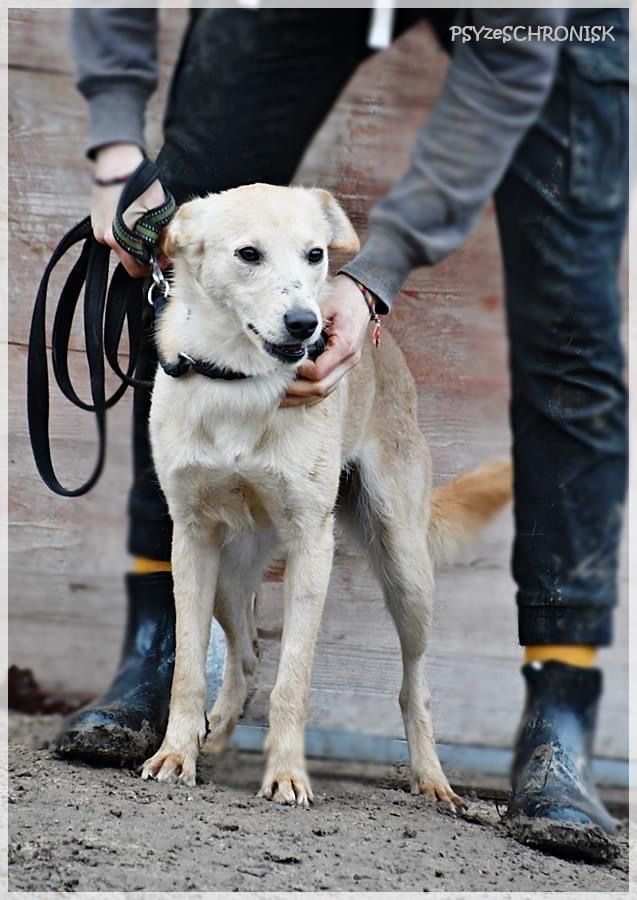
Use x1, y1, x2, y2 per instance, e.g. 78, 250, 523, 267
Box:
160, 332, 327, 382
160, 353, 249, 381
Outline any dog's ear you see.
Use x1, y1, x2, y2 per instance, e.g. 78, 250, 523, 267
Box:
159, 204, 204, 261
310, 189, 360, 253
158, 207, 184, 260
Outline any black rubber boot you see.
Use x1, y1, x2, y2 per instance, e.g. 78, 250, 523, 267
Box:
55, 572, 175, 767
504, 661, 619, 862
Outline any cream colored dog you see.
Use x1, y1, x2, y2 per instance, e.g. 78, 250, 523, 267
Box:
141, 184, 511, 807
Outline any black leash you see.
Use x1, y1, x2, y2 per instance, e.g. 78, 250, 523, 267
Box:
27, 159, 176, 497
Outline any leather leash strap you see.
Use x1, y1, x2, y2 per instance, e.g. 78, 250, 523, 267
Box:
27, 159, 175, 497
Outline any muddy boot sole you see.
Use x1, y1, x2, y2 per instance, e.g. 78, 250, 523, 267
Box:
506, 814, 620, 863
55, 721, 161, 768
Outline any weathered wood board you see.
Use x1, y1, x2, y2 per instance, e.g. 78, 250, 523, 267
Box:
8, 9, 628, 763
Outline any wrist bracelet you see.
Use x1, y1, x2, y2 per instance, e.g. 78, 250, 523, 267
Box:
92, 172, 135, 188
351, 279, 382, 349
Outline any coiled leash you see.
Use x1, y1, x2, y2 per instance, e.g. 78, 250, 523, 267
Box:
27, 159, 176, 497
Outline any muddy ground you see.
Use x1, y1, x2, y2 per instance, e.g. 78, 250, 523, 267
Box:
8, 714, 628, 893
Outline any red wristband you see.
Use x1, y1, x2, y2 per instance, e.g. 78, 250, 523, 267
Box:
92, 172, 135, 188
351, 279, 382, 349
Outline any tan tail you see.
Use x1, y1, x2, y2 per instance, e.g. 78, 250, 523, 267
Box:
428, 459, 513, 567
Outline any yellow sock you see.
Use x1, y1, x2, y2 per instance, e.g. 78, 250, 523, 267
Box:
524, 644, 597, 668
132, 556, 172, 575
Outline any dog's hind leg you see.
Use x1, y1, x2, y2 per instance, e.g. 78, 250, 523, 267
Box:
381, 535, 462, 808
349, 449, 463, 808
206, 593, 256, 753
206, 532, 276, 753
141, 521, 220, 787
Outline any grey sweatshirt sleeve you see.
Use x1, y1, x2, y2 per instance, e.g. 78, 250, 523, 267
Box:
71, 9, 159, 158
341, 8, 567, 312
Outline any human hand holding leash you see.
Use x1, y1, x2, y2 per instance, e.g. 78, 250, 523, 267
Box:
282, 274, 375, 407
92, 142, 166, 277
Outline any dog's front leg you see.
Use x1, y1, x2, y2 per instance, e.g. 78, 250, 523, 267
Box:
258, 521, 334, 808
141, 522, 220, 787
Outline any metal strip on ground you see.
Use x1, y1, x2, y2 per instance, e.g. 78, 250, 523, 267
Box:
228, 723, 629, 789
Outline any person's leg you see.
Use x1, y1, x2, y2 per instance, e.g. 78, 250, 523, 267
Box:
156, 8, 374, 200
495, 9, 628, 857
57, 7, 374, 764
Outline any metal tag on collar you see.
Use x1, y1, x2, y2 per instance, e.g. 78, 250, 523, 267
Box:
147, 255, 170, 307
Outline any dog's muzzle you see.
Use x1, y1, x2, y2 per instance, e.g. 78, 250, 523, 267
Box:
248, 323, 313, 364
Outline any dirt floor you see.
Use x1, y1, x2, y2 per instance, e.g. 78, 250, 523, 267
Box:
8, 714, 628, 893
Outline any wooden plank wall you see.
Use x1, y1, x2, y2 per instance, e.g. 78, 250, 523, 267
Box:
8, 9, 628, 760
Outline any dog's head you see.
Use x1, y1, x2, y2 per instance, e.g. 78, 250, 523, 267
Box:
160, 184, 359, 366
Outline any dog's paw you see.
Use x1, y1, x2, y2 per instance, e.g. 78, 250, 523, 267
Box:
411, 772, 464, 810
141, 745, 197, 787
206, 715, 238, 755
258, 768, 314, 808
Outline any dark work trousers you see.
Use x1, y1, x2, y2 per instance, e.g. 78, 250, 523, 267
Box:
127, 8, 628, 648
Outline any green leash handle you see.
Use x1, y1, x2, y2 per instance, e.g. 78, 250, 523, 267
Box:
113, 159, 176, 264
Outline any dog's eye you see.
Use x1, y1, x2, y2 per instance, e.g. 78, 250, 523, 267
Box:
236, 247, 261, 263
307, 247, 324, 264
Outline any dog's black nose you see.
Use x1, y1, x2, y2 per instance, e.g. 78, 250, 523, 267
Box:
284, 308, 318, 341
